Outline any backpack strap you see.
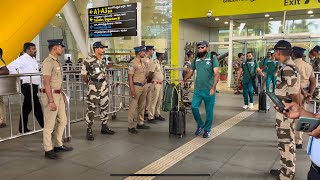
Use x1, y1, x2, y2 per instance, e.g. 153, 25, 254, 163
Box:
280, 64, 298, 82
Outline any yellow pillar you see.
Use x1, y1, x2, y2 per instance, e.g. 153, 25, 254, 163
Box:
0, 0, 68, 64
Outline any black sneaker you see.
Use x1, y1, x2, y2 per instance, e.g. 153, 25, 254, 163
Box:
0, 123, 6, 128
128, 128, 138, 134
147, 119, 157, 124
45, 150, 58, 159
155, 115, 165, 121
136, 124, 150, 129
54, 145, 73, 152
270, 169, 281, 177
296, 144, 303, 149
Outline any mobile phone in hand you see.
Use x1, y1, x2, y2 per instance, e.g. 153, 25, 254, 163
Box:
296, 117, 320, 132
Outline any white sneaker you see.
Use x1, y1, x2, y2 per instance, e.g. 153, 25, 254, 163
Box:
249, 103, 254, 109
243, 105, 248, 109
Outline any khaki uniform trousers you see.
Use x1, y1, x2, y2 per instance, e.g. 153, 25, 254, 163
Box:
128, 85, 147, 128
41, 93, 67, 151
148, 83, 163, 119
0, 96, 7, 124
145, 83, 152, 114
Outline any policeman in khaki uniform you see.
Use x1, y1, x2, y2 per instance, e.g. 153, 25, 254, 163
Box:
41, 39, 73, 159
270, 40, 300, 180
81, 41, 115, 141
291, 46, 316, 149
0, 48, 9, 128
147, 50, 166, 122
128, 46, 151, 134
142, 46, 156, 123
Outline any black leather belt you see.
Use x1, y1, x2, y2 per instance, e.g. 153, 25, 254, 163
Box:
90, 79, 105, 83
312, 162, 320, 173
133, 82, 145, 87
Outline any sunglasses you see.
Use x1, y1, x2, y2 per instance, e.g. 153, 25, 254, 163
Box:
197, 46, 206, 49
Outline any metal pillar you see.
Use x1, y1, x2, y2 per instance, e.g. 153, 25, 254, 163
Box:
227, 20, 234, 88
62, 0, 88, 57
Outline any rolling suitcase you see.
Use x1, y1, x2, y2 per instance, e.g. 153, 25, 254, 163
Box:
258, 76, 269, 113
169, 85, 186, 138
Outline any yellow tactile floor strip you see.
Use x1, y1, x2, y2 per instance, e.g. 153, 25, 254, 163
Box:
124, 105, 258, 180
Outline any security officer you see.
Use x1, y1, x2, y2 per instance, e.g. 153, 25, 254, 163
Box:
233, 53, 244, 94
237, 52, 264, 110
147, 50, 166, 122
312, 45, 320, 72
41, 39, 73, 159
142, 45, 156, 123
266, 51, 280, 93
81, 41, 115, 141
291, 46, 316, 149
270, 40, 300, 180
182, 40, 219, 138
0, 48, 9, 128
275, 102, 320, 180
127, 46, 151, 134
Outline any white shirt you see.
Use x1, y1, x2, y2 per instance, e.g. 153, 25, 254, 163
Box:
309, 137, 320, 167
8, 53, 41, 86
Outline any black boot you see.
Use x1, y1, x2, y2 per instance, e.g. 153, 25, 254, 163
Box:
86, 128, 94, 141
45, 150, 58, 159
101, 124, 115, 135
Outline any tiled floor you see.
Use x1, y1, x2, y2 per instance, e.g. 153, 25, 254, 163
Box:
0, 92, 310, 180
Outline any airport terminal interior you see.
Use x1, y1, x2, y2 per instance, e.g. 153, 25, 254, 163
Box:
1, 0, 320, 180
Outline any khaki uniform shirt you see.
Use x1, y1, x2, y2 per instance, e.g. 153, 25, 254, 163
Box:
142, 56, 152, 77
294, 58, 314, 88
128, 58, 147, 83
41, 54, 63, 89
150, 59, 164, 82
81, 55, 107, 80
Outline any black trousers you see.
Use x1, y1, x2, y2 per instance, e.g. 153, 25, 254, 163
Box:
19, 84, 44, 132
308, 164, 320, 180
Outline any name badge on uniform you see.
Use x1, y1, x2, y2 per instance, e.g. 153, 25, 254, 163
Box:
95, 67, 101, 73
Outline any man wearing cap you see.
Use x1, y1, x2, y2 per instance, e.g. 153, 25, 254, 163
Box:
237, 52, 264, 110
291, 46, 316, 149
261, 51, 273, 90
127, 46, 150, 134
0, 48, 9, 128
142, 45, 156, 123
312, 45, 320, 72
147, 50, 166, 122
270, 40, 300, 180
41, 39, 73, 159
81, 41, 115, 141
182, 40, 219, 138
265, 51, 279, 93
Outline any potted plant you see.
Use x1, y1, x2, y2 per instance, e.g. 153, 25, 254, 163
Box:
219, 66, 227, 81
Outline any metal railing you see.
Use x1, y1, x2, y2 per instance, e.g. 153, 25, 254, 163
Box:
0, 66, 130, 142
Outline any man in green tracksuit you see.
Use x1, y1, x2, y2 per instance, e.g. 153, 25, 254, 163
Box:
266, 52, 279, 93
182, 40, 220, 138
237, 52, 264, 110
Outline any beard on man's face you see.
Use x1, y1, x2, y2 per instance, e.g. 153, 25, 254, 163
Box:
196, 50, 207, 58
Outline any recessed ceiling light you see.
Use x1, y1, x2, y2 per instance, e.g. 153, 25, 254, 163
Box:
156, 21, 159, 24
265, 14, 270, 17
162, 19, 165, 21
269, 17, 274, 20
215, 18, 220, 21
224, 21, 228, 24
308, 10, 314, 14
154, 17, 157, 19
310, 14, 315, 17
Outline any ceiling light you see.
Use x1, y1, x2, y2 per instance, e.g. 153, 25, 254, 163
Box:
224, 21, 228, 24
162, 19, 165, 21
310, 14, 315, 17
308, 10, 314, 14
265, 14, 270, 17
215, 18, 220, 21
269, 17, 274, 20
156, 21, 159, 24
154, 17, 158, 19
123, 0, 129, 2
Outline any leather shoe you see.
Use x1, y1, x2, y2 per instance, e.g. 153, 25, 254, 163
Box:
296, 144, 303, 149
54, 145, 73, 152
128, 128, 138, 134
136, 124, 150, 129
45, 150, 58, 159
